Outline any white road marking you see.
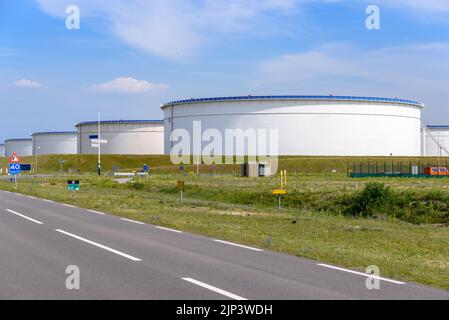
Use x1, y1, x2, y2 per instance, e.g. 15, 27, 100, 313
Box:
317, 263, 406, 285
121, 218, 144, 225
213, 239, 263, 252
62, 203, 76, 208
27, 196, 36, 199
156, 226, 182, 233
87, 209, 105, 215
55, 229, 142, 262
182, 278, 247, 300
42, 199, 54, 203
5, 209, 44, 225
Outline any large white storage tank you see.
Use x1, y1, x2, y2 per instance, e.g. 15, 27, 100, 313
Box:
5, 139, 33, 157
76, 120, 164, 155
32, 131, 78, 155
0, 144, 5, 157
423, 125, 449, 156
162, 95, 424, 156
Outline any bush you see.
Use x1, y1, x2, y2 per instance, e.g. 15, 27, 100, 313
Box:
345, 182, 394, 218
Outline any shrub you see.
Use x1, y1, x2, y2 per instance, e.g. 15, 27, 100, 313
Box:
345, 182, 394, 218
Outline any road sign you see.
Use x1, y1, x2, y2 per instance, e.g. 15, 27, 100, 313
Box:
20, 164, 32, 171
177, 180, 185, 191
210, 164, 217, 172
9, 163, 21, 175
9, 153, 21, 163
91, 139, 108, 148
67, 180, 80, 191
89, 135, 99, 139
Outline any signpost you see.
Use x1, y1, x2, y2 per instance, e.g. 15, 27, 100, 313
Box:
9, 163, 21, 175
67, 180, 80, 191
20, 164, 32, 171
272, 170, 287, 209
9, 153, 21, 189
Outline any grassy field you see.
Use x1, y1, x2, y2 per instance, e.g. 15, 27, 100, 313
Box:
1, 162, 449, 290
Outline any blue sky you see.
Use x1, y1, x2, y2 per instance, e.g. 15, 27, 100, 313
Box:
1, 0, 449, 140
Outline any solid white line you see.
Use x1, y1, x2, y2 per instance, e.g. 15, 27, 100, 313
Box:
5, 209, 44, 225
317, 263, 406, 285
87, 209, 105, 215
213, 239, 263, 252
121, 218, 144, 225
55, 229, 142, 262
62, 203, 76, 208
156, 226, 182, 233
182, 278, 247, 300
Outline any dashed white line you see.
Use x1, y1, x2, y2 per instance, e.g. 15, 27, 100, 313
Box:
5, 209, 44, 225
317, 263, 406, 285
27, 196, 36, 199
213, 239, 263, 252
55, 229, 142, 262
182, 278, 247, 300
156, 226, 183, 233
121, 218, 144, 225
42, 199, 54, 203
87, 209, 105, 215
62, 203, 76, 208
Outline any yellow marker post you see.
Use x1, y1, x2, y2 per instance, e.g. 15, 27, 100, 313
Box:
273, 170, 287, 209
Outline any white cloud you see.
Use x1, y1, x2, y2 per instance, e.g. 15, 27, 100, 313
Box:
254, 42, 449, 122
35, 0, 301, 60
89, 77, 167, 94
13, 79, 42, 89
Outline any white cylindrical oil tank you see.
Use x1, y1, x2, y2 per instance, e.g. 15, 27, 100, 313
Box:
5, 139, 33, 157
76, 120, 164, 155
423, 125, 449, 156
162, 95, 424, 156
32, 131, 78, 155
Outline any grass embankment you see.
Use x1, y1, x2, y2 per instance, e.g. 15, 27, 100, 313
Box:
1, 154, 448, 174
1, 172, 448, 290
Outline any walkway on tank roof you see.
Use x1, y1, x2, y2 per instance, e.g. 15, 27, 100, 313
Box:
31, 131, 77, 136
161, 95, 424, 108
75, 120, 163, 126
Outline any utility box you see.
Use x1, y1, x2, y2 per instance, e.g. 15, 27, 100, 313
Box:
241, 162, 273, 177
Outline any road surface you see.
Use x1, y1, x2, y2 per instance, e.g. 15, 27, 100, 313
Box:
0, 190, 448, 300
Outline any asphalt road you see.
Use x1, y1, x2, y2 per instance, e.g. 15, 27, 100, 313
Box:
0, 190, 448, 300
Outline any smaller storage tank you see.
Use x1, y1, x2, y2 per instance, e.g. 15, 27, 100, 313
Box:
0, 144, 5, 157
76, 120, 164, 155
32, 131, 78, 155
5, 139, 33, 157
424, 125, 449, 156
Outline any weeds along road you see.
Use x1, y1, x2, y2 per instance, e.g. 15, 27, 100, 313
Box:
0, 190, 448, 300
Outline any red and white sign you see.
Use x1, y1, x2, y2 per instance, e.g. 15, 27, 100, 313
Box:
9, 152, 21, 163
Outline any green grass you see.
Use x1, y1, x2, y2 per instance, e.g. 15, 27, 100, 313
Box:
1, 171, 449, 290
